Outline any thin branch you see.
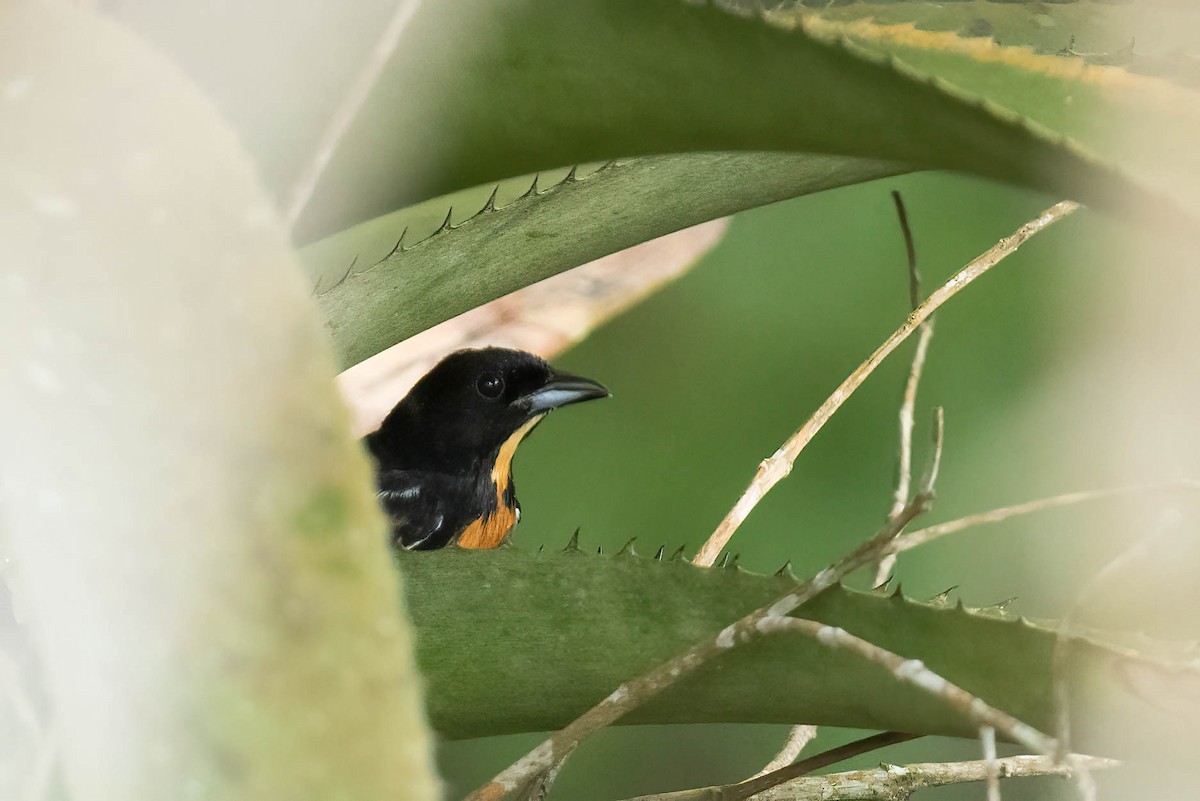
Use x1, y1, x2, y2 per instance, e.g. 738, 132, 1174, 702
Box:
754, 616, 1058, 755
892, 191, 919, 308
733, 731, 919, 801
617, 754, 1114, 801
749, 754, 1116, 801
693, 200, 1079, 567
781, 194, 925, 770
750, 725, 818, 780
283, 0, 423, 228
885, 480, 1200, 558
515, 743, 577, 801
463, 493, 936, 801
920, 408, 944, 494
980, 725, 1000, 801
876, 192, 934, 586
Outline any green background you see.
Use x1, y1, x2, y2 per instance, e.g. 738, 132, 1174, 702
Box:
429, 171, 1121, 799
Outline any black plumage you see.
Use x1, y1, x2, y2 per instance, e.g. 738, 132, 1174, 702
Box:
365, 347, 608, 550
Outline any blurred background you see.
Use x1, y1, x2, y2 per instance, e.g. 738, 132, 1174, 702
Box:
411, 170, 1191, 799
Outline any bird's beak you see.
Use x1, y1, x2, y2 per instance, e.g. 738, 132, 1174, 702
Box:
519, 370, 610, 414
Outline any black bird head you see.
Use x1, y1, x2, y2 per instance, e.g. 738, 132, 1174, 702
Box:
367, 347, 610, 475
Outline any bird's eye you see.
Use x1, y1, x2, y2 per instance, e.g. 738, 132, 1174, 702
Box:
476, 372, 505, 399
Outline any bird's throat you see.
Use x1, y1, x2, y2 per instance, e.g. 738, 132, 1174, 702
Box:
456, 415, 543, 549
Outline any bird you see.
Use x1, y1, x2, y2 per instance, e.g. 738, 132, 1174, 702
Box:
365, 347, 610, 550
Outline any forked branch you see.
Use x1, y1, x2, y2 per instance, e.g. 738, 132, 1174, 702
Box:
693, 201, 1079, 567
875, 189, 935, 587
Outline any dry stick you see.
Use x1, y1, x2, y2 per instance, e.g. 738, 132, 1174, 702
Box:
895, 190, 920, 311
749, 755, 1116, 801
466, 203, 1076, 801
618, 732, 919, 801
618, 754, 1112, 801
763, 193, 928, 779
749, 725, 819, 780
980, 725, 1000, 801
884, 480, 1200, 559
731, 732, 920, 801
874, 190, 932, 589
756, 616, 1058, 754
282, 0, 423, 227
521, 744, 577, 801
692, 200, 1079, 568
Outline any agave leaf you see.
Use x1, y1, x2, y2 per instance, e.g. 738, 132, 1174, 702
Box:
399, 548, 1200, 760
287, 0, 1183, 240
302, 153, 905, 367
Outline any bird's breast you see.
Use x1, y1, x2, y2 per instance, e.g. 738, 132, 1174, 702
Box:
456, 500, 517, 549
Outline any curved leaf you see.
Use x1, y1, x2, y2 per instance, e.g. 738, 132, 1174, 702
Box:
291, 0, 1176, 240
399, 548, 1199, 759
303, 153, 905, 367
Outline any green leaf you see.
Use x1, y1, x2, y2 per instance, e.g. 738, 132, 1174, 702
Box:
302, 153, 906, 368
298, 0, 1200, 367
293, 0, 1176, 242
398, 548, 1199, 756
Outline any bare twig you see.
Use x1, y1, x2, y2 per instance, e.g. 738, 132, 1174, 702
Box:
754, 616, 1057, 755
920, 408, 944, 494
515, 743, 576, 801
875, 191, 935, 587
762, 194, 928, 773
750, 725, 818, 780
283, 0, 423, 227
618, 754, 1115, 801
693, 201, 1079, 567
884, 480, 1200, 559
893, 190, 920, 310
733, 731, 919, 801
980, 725, 1000, 801
749, 754, 1115, 801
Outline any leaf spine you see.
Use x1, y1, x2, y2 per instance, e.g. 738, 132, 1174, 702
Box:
482, 185, 499, 213
332, 253, 359, 290
522, 174, 540, 199
929, 586, 958, 605
563, 528, 581, 552
384, 226, 408, 260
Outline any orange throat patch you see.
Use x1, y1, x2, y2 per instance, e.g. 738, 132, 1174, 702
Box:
456, 415, 543, 549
